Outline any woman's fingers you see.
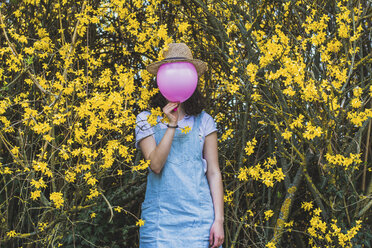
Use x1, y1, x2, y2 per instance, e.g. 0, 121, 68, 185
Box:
209, 228, 224, 247
209, 233, 213, 247
163, 102, 178, 113
169, 102, 179, 111
212, 236, 224, 247
218, 237, 224, 247
162, 102, 179, 124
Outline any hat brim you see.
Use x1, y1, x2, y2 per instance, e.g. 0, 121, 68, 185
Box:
146, 58, 208, 76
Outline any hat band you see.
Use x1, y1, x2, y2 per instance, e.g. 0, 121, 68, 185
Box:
162, 56, 189, 61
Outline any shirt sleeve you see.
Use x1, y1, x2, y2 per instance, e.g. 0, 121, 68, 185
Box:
201, 112, 218, 137
135, 111, 154, 149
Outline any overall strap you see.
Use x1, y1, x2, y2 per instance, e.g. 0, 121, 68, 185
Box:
194, 111, 205, 132
152, 117, 159, 133
152, 115, 164, 143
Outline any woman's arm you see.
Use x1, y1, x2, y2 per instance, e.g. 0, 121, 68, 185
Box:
138, 102, 179, 174
204, 131, 224, 247
139, 127, 176, 174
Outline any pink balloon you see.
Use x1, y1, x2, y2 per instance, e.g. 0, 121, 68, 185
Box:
157, 62, 198, 103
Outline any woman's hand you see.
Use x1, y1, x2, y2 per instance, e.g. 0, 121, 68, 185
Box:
162, 102, 179, 125
209, 220, 224, 247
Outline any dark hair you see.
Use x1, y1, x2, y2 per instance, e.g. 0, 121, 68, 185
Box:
149, 78, 205, 116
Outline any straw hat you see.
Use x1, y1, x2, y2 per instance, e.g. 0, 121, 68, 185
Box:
146, 43, 208, 76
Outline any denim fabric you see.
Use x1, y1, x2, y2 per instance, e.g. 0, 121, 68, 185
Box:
135, 111, 218, 173
139, 111, 222, 248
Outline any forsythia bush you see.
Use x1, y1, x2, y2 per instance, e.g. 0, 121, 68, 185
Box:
0, 0, 371, 247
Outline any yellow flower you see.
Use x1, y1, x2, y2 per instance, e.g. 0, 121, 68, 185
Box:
351, 98, 362, 108
132, 159, 150, 171
147, 107, 162, 126
10, 146, 19, 157
30, 178, 47, 189
181, 126, 191, 134
281, 129, 292, 140
84, 172, 98, 186
50, 192, 64, 209
302, 82, 319, 102
353, 87, 363, 97
220, 129, 234, 142
246, 63, 258, 81
7, 230, 17, 237
338, 23, 349, 38
114, 206, 123, 213
284, 220, 294, 227
178, 22, 190, 34
31, 190, 41, 200
325, 152, 362, 170
64, 170, 76, 183
251, 91, 262, 101
245, 137, 257, 156
266, 157, 277, 166
290, 114, 304, 129
247, 166, 261, 181
3, 167, 12, 174
32, 121, 52, 134
327, 39, 342, 53
87, 177, 98, 186
136, 219, 145, 227
245, 192, 254, 197
87, 188, 100, 199
38, 222, 48, 231
43, 134, 54, 142
266, 241, 276, 248
313, 207, 322, 216
224, 190, 234, 205
264, 210, 274, 220
262, 172, 274, 187
157, 24, 168, 40
303, 123, 323, 140
90, 212, 96, 218
33, 161, 53, 177
237, 167, 248, 181
301, 201, 313, 211
273, 168, 285, 182
228, 83, 240, 94
117, 169, 123, 175
347, 110, 369, 127
283, 87, 296, 96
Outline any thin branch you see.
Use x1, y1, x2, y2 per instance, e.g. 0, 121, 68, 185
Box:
0, 10, 50, 95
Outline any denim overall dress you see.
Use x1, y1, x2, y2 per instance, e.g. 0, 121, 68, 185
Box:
139, 111, 222, 248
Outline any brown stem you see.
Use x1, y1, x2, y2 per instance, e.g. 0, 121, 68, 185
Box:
99, 187, 114, 223
62, 0, 87, 82
362, 118, 371, 192
271, 165, 304, 245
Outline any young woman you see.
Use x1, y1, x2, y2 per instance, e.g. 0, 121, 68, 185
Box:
135, 43, 224, 248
